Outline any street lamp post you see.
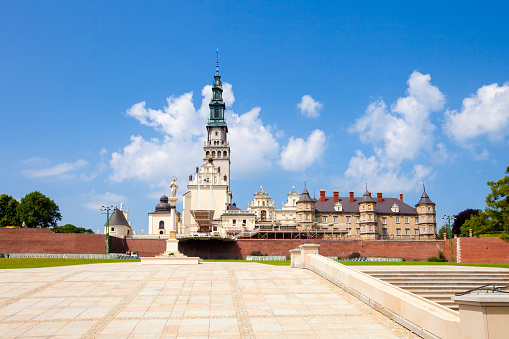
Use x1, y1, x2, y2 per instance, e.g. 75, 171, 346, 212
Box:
100, 205, 114, 255
443, 215, 456, 239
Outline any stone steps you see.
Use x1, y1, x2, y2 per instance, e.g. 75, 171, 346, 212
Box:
358, 268, 509, 311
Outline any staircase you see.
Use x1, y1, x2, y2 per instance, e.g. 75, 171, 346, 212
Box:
357, 268, 509, 311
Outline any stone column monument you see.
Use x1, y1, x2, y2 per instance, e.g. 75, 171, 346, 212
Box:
142, 177, 200, 264
166, 178, 180, 253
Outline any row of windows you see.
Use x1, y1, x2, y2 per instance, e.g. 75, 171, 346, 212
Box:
205, 150, 228, 158
298, 214, 436, 226
231, 219, 247, 227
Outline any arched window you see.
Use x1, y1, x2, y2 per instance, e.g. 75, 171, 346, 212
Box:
215, 108, 219, 118
159, 230, 164, 234
223, 151, 227, 157
217, 152, 221, 158
206, 151, 210, 157
212, 151, 216, 157
159, 221, 164, 229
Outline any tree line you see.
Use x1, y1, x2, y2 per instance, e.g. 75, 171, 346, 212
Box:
438, 166, 509, 240
0, 191, 93, 233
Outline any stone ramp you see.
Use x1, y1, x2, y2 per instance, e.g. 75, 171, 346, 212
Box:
356, 266, 509, 311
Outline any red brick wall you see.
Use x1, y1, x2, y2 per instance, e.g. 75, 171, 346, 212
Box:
235, 240, 444, 261
125, 239, 166, 257
0, 228, 105, 254
3, 229, 507, 263
459, 237, 509, 264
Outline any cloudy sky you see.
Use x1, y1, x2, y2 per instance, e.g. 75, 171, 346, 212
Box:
1, 1, 508, 234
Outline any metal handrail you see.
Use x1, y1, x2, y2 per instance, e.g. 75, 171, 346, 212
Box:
455, 284, 509, 296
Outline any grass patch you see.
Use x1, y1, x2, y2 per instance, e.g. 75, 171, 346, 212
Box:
202, 259, 509, 269
0, 258, 140, 269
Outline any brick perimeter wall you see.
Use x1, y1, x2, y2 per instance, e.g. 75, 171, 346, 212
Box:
235, 240, 444, 261
0, 228, 105, 254
458, 237, 509, 264
2, 229, 508, 263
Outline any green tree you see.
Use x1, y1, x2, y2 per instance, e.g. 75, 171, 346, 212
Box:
485, 166, 509, 234
0, 194, 21, 227
17, 191, 62, 228
462, 211, 490, 236
453, 209, 481, 236
53, 224, 93, 234
464, 166, 509, 238
437, 224, 448, 239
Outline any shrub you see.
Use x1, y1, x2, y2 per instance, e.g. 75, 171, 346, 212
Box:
499, 233, 509, 243
250, 251, 263, 256
428, 256, 440, 262
438, 250, 446, 262
217, 256, 226, 260
348, 252, 361, 259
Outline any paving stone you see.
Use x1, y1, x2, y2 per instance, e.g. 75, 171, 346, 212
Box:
0, 262, 419, 338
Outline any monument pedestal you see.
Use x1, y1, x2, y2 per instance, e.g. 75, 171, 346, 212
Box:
141, 232, 200, 265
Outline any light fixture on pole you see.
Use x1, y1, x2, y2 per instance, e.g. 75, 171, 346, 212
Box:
442, 214, 456, 239
100, 205, 114, 255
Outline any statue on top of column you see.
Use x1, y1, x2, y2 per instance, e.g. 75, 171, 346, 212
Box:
170, 178, 178, 198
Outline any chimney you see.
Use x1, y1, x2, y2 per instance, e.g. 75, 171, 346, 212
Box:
320, 189, 326, 202
349, 191, 354, 202
333, 190, 339, 202
400, 193, 403, 202
377, 191, 383, 202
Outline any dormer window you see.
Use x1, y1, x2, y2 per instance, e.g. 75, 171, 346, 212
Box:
334, 203, 342, 211
391, 203, 399, 213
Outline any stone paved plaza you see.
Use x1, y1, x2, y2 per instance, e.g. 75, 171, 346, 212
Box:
0, 262, 418, 338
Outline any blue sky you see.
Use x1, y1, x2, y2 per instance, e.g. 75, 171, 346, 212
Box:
1, 1, 508, 234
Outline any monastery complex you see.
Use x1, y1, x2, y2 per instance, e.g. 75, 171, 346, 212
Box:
112, 58, 437, 241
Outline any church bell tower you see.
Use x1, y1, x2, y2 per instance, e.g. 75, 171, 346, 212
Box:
203, 50, 231, 188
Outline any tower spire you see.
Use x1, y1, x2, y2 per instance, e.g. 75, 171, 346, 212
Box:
216, 48, 219, 74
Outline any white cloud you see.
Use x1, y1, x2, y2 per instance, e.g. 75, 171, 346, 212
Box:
473, 148, 490, 161
23, 159, 88, 179
297, 95, 323, 118
350, 71, 444, 168
345, 71, 444, 192
126, 92, 202, 141
110, 82, 280, 187
22, 157, 49, 166
343, 150, 432, 193
110, 135, 202, 189
280, 129, 326, 171
227, 108, 280, 178
443, 83, 509, 145
81, 191, 128, 211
